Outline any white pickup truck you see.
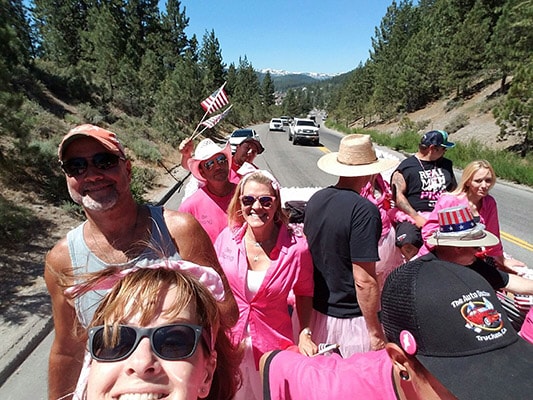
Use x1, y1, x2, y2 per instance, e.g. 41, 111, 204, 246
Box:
288, 118, 320, 146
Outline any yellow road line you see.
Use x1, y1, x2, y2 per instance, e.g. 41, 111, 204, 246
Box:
500, 231, 533, 252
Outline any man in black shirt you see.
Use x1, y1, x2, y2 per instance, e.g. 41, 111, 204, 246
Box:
391, 130, 457, 260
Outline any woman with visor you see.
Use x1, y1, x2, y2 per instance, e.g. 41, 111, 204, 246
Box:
65, 260, 242, 400
214, 170, 316, 400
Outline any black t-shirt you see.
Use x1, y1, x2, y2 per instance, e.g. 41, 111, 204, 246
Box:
395, 155, 457, 212
303, 186, 382, 318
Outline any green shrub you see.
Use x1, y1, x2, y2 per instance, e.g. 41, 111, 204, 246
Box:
77, 103, 105, 125
128, 138, 162, 163
131, 166, 158, 203
399, 116, 417, 132
0, 197, 34, 248
59, 200, 84, 218
444, 98, 464, 113
444, 114, 470, 133
416, 120, 431, 131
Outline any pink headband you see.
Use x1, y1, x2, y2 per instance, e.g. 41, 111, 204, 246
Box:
65, 260, 225, 301
240, 169, 281, 191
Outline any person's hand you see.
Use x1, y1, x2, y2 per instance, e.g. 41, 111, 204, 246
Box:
179, 138, 194, 169
503, 256, 527, 271
298, 329, 318, 356
413, 214, 427, 228
179, 137, 193, 155
369, 332, 387, 351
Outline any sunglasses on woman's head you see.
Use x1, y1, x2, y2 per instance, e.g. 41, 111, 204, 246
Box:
240, 195, 276, 208
60, 152, 123, 177
203, 154, 227, 171
88, 323, 204, 362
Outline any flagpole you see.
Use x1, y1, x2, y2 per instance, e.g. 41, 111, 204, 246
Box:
191, 104, 233, 141
190, 82, 227, 139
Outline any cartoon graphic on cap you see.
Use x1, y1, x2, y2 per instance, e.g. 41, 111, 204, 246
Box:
462, 297, 503, 332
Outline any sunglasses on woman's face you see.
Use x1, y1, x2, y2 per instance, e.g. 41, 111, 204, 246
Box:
60, 152, 123, 177
240, 195, 276, 208
203, 154, 227, 171
88, 323, 204, 362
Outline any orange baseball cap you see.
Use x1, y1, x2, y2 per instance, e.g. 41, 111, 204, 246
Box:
58, 124, 126, 160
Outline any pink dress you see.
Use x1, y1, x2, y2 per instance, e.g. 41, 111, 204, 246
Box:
419, 193, 503, 257
360, 174, 403, 289
214, 224, 314, 400
214, 224, 314, 364
178, 186, 234, 243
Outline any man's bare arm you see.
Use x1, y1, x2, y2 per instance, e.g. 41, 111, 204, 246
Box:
391, 171, 426, 228
45, 241, 87, 400
164, 209, 238, 326
353, 261, 386, 351
505, 274, 533, 295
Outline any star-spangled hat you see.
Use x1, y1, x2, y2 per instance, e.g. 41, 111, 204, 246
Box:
427, 205, 499, 247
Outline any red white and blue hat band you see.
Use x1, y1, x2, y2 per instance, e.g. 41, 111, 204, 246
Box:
437, 206, 476, 233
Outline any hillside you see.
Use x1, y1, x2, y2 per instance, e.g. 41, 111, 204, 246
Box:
363, 81, 521, 152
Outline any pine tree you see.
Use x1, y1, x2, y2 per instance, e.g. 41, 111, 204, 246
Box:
158, 0, 190, 71
233, 56, 262, 123
0, 0, 30, 148
199, 29, 226, 91
261, 71, 275, 108
81, 2, 126, 100
489, 0, 533, 92
32, 0, 90, 64
491, 0, 533, 153
446, 1, 492, 96
153, 55, 202, 143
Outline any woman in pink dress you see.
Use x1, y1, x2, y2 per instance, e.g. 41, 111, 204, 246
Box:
421, 159, 525, 271
214, 170, 316, 400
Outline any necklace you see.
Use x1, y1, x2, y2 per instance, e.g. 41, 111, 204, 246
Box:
416, 156, 437, 176
246, 236, 275, 263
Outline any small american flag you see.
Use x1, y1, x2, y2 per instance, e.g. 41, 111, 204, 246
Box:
201, 83, 229, 113
200, 105, 233, 128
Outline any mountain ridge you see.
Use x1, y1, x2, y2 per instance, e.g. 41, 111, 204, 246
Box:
258, 68, 341, 80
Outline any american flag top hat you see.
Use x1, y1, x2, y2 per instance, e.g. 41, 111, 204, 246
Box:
427, 205, 500, 247
437, 206, 477, 234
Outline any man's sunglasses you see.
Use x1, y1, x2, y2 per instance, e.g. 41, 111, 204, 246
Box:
203, 154, 227, 171
60, 152, 123, 177
240, 195, 276, 208
88, 323, 204, 362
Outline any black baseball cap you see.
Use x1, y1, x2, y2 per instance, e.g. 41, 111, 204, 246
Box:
239, 137, 264, 154
420, 130, 455, 148
381, 258, 533, 399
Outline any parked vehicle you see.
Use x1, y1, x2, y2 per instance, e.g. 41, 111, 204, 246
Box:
227, 128, 259, 153
280, 116, 292, 126
269, 118, 284, 131
288, 118, 320, 146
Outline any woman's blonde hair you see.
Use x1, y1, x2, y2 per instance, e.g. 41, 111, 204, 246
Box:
226, 170, 288, 228
452, 159, 496, 195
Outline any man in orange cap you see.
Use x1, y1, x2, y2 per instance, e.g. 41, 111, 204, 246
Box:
45, 124, 237, 400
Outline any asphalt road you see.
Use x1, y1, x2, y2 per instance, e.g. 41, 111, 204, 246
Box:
2, 121, 531, 397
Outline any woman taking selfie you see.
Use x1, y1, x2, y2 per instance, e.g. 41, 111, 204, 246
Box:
65, 260, 242, 400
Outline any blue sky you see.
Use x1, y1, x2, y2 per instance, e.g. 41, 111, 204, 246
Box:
172, 1, 398, 75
